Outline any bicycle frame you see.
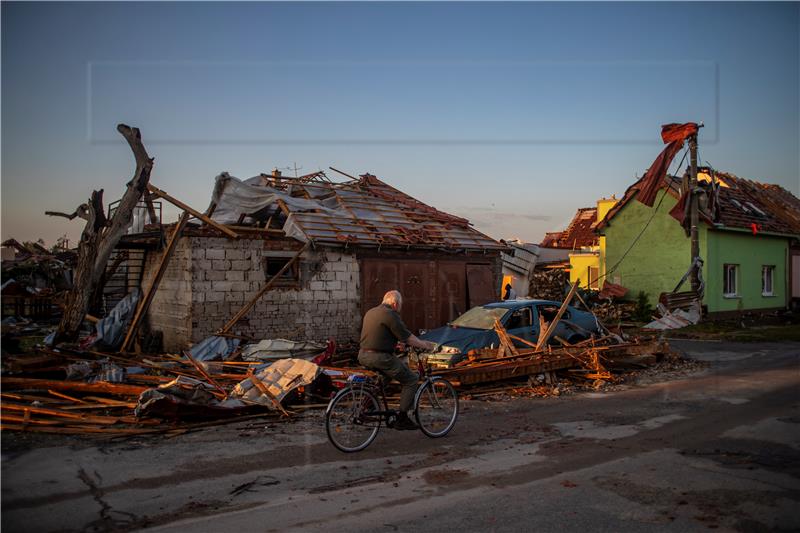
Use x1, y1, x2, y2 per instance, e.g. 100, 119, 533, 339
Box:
346, 375, 398, 427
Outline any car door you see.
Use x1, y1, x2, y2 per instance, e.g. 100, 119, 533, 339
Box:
503, 305, 537, 347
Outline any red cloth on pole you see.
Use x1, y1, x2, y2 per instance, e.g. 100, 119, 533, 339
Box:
637, 123, 699, 207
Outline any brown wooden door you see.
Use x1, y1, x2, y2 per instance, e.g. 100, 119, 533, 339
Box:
398, 261, 432, 334
361, 259, 399, 313
437, 262, 467, 325
362, 258, 497, 334
466, 264, 496, 308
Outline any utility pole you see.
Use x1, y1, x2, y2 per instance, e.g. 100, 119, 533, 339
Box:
689, 132, 700, 292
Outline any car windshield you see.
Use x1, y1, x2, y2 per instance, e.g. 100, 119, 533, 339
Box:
450, 306, 509, 330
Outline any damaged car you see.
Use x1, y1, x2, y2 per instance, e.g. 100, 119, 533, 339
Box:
419, 299, 602, 368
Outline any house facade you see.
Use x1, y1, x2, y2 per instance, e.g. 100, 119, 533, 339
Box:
122, 171, 506, 351
539, 197, 617, 290
598, 169, 800, 314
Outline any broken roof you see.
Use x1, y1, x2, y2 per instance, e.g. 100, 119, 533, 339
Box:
209, 171, 506, 251
539, 207, 598, 249
598, 168, 800, 237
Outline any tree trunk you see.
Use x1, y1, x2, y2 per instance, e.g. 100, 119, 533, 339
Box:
50, 124, 154, 344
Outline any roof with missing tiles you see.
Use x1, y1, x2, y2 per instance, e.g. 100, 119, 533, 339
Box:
209, 171, 507, 251
598, 168, 800, 237
539, 207, 598, 249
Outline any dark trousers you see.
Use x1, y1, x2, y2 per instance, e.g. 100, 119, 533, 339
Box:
358, 350, 419, 412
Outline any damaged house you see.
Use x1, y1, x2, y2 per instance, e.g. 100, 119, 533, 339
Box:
117, 171, 506, 351
538, 198, 618, 291
597, 168, 800, 314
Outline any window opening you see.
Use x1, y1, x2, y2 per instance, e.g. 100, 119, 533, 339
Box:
762, 265, 774, 296
506, 307, 532, 330
723, 264, 738, 297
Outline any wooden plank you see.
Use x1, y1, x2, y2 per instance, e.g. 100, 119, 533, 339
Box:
217, 243, 309, 335
2, 414, 66, 426
48, 390, 88, 404
182, 350, 228, 398
147, 184, 239, 239
535, 280, 580, 351
60, 403, 138, 410
246, 371, 289, 416
0, 424, 165, 435
122, 210, 191, 351
1, 378, 147, 396
0, 403, 139, 424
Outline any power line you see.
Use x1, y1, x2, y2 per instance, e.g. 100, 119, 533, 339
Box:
598, 147, 690, 284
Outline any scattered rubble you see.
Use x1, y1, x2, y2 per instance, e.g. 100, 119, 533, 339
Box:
0, 124, 708, 441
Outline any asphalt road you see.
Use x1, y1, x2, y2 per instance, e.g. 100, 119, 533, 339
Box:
2, 340, 799, 532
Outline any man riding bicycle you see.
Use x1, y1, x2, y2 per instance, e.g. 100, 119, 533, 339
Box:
358, 290, 437, 430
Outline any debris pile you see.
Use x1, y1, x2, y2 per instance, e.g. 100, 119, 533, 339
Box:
0, 341, 347, 436
528, 268, 569, 300
590, 300, 637, 323
0, 123, 687, 441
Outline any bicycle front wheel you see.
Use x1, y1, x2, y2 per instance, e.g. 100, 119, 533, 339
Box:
414, 378, 458, 438
325, 387, 381, 452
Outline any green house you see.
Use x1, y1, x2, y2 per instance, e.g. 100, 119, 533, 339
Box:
597, 169, 800, 315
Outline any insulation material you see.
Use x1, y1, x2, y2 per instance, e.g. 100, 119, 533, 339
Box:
643, 303, 701, 330
210, 173, 340, 225
230, 358, 320, 408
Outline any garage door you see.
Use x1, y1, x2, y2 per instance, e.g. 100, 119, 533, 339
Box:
361, 258, 496, 335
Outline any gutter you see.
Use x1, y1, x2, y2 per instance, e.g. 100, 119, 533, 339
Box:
707, 224, 800, 240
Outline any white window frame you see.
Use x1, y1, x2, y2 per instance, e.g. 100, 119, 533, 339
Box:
723, 264, 738, 298
762, 265, 775, 296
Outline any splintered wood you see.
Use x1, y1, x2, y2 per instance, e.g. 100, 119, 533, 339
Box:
0, 348, 285, 437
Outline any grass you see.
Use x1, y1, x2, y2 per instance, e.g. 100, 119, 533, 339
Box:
660, 320, 800, 343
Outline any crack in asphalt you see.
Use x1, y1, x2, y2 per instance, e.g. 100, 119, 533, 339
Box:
77, 467, 138, 533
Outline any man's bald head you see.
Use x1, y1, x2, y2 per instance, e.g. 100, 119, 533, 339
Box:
382, 290, 403, 311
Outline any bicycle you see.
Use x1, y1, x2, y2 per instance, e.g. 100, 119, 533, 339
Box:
325, 353, 459, 453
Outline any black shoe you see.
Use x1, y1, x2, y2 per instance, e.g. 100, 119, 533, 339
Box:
394, 413, 418, 431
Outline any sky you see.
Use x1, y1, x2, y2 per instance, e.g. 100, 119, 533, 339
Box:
2, 2, 798, 247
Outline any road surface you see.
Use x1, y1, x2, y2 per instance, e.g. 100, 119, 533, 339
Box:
2, 340, 798, 532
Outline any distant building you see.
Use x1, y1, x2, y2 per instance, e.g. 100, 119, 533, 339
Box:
538, 198, 618, 290
500, 241, 540, 298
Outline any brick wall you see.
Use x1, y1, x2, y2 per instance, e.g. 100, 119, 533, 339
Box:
142, 238, 193, 351
144, 236, 362, 351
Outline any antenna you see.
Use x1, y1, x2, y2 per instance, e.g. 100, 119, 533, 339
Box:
278, 162, 304, 178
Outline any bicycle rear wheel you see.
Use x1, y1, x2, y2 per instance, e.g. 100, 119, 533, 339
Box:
325, 387, 381, 452
414, 378, 458, 438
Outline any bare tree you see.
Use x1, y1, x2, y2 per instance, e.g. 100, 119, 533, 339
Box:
47, 124, 154, 344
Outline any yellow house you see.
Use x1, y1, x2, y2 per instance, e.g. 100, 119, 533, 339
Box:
565, 197, 617, 289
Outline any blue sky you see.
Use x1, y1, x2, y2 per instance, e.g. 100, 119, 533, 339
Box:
2, 2, 798, 246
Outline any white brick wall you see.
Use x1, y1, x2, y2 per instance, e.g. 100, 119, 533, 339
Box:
142, 235, 362, 351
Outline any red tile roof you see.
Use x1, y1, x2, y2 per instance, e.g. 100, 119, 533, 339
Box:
710, 171, 800, 235
540, 207, 598, 249
598, 168, 800, 237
